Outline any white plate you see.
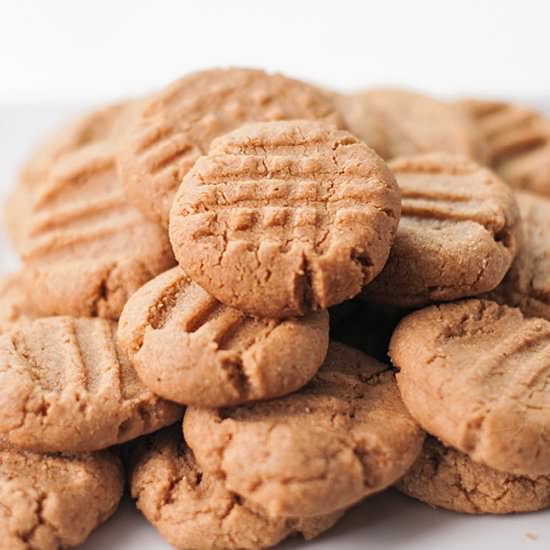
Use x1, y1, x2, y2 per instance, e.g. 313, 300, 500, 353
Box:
1, 103, 549, 550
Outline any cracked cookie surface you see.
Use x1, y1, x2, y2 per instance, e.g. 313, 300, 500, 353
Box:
117, 68, 342, 227
19, 142, 175, 320
397, 437, 550, 514
170, 120, 400, 318
0, 443, 123, 550
363, 154, 522, 307
129, 426, 343, 550
184, 342, 424, 518
118, 266, 329, 407
390, 299, 550, 476
0, 316, 182, 453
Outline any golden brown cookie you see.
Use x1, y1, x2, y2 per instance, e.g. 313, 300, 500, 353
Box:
19, 142, 174, 320
489, 191, 550, 319
117, 68, 342, 227
336, 88, 485, 161
363, 154, 522, 307
129, 426, 344, 550
118, 266, 329, 407
0, 273, 36, 332
0, 443, 123, 550
457, 99, 550, 196
170, 119, 401, 318
184, 342, 424, 518
390, 299, 550, 476
397, 437, 550, 514
0, 316, 182, 453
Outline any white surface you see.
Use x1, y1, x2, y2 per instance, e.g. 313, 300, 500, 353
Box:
2, 103, 550, 549
1, 0, 550, 102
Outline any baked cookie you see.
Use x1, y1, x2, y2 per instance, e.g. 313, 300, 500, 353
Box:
0, 443, 123, 550
129, 426, 344, 550
170, 119, 401, 318
118, 266, 329, 407
390, 299, 550, 476
184, 342, 424, 517
457, 99, 550, 196
336, 88, 485, 161
117, 68, 341, 227
363, 154, 522, 307
397, 437, 550, 514
0, 273, 36, 332
19, 142, 174, 319
489, 191, 550, 319
0, 316, 182, 453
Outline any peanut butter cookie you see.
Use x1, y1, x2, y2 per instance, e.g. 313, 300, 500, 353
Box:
118, 266, 329, 407
397, 437, 550, 514
184, 342, 424, 518
170, 120, 400, 318
390, 299, 550, 476
129, 426, 344, 550
363, 154, 522, 307
0, 316, 182, 453
0, 273, 36, 332
118, 68, 341, 227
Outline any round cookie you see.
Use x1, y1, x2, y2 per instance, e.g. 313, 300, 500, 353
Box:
489, 191, 550, 319
117, 68, 342, 227
363, 154, 522, 307
0, 443, 123, 550
129, 426, 344, 550
170, 119, 401, 318
184, 342, 424, 518
0, 316, 182, 453
0, 273, 36, 332
390, 299, 550, 476
19, 142, 175, 319
397, 437, 550, 514
336, 88, 485, 161
118, 266, 329, 407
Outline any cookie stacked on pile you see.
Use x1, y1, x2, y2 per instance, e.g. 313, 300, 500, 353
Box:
1, 68, 549, 550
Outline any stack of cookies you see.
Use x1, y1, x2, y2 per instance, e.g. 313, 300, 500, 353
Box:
1, 68, 549, 550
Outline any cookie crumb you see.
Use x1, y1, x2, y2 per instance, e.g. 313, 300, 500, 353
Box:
526, 532, 538, 541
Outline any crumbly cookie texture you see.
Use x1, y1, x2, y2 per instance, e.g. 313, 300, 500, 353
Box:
117, 68, 342, 227
489, 191, 550, 319
0, 273, 36, 332
390, 299, 550, 476
457, 99, 550, 196
336, 88, 486, 162
363, 154, 522, 307
170, 119, 401, 318
397, 437, 550, 514
19, 142, 175, 320
118, 266, 329, 407
129, 426, 344, 550
0, 316, 182, 453
184, 342, 424, 518
0, 443, 123, 550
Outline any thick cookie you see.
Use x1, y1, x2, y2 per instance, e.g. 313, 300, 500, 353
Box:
489, 191, 550, 319
184, 342, 424, 518
170, 120, 400, 318
118, 267, 329, 407
397, 437, 550, 514
0, 443, 123, 550
457, 99, 550, 196
0, 316, 182, 453
363, 154, 522, 307
0, 273, 36, 332
117, 68, 341, 227
336, 88, 485, 161
19, 143, 174, 319
390, 299, 550, 476
129, 427, 343, 550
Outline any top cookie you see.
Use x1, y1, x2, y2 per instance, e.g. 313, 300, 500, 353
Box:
184, 342, 424, 518
363, 154, 522, 307
117, 68, 341, 227
390, 299, 550, 476
336, 88, 486, 161
169, 119, 400, 318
